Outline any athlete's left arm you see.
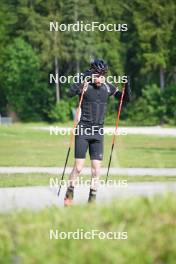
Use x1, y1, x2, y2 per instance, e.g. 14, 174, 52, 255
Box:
108, 77, 131, 102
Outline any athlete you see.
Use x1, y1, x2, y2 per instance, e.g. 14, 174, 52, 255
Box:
64, 59, 131, 206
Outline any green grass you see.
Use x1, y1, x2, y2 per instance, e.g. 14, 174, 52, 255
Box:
0, 173, 175, 187
0, 193, 175, 263
0, 123, 176, 168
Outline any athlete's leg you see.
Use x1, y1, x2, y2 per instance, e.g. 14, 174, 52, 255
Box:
90, 159, 101, 190
64, 159, 85, 206
64, 134, 88, 205
88, 160, 102, 203
68, 158, 85, 187
69, 134, 89, 186
88, 136, 103, 203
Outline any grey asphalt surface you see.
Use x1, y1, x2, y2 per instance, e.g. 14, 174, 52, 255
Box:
0, 167, 176, 176
0, 182, 176, 213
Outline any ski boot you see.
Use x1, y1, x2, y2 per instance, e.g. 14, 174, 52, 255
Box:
64, 186, 74, 207
88, 188, 97, 204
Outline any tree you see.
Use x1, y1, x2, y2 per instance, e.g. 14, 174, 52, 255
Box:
61, 0, 96, 73
132, 0, 176, 90
3, 37, 53, 120
0, 0, 18, 114
91, 0, 124, 76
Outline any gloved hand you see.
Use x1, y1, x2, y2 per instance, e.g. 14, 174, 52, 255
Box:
82, 80, 89, 92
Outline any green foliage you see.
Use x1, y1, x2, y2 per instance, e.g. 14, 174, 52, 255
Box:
0, 194, 176, 263
0, 0, 175, 124
49, 100, 70, 122
3, 38, 39, 120
164, 85, 176, 125
2, 37, 54, 121
138, 84, 166, 125
124, 85, 165, 125
123, 84, 176, 125
133, 0, 175, 70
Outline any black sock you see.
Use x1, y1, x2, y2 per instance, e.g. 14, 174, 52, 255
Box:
65, 186, 74, 199
88, 188, 97, 203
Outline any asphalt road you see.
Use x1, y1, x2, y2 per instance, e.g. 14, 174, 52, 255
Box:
0, 167, 176, 176
0, 182, 176, 213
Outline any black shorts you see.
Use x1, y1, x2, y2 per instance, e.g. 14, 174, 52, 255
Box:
74, 123, 104, 160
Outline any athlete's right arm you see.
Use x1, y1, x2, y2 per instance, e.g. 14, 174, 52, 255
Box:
68, 70, 91, 97
67, 83, 82, 97
68, 79, 89, 97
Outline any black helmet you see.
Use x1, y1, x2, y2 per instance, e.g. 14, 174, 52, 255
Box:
90, 59, 108, 75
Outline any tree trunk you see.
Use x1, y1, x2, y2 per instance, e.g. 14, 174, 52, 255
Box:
74, 2, 80, 73
159, 67, 165, 125
159, 67, 165, 91
55, 57, 60, 102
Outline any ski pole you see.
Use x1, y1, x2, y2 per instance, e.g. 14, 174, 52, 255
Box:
105, 84, 126, 183
57, 82, 87, 196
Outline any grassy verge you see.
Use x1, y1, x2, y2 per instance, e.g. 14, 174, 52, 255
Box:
0, 174, 175, 187
0, 124, 176, 167
0, 193, 175, 263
